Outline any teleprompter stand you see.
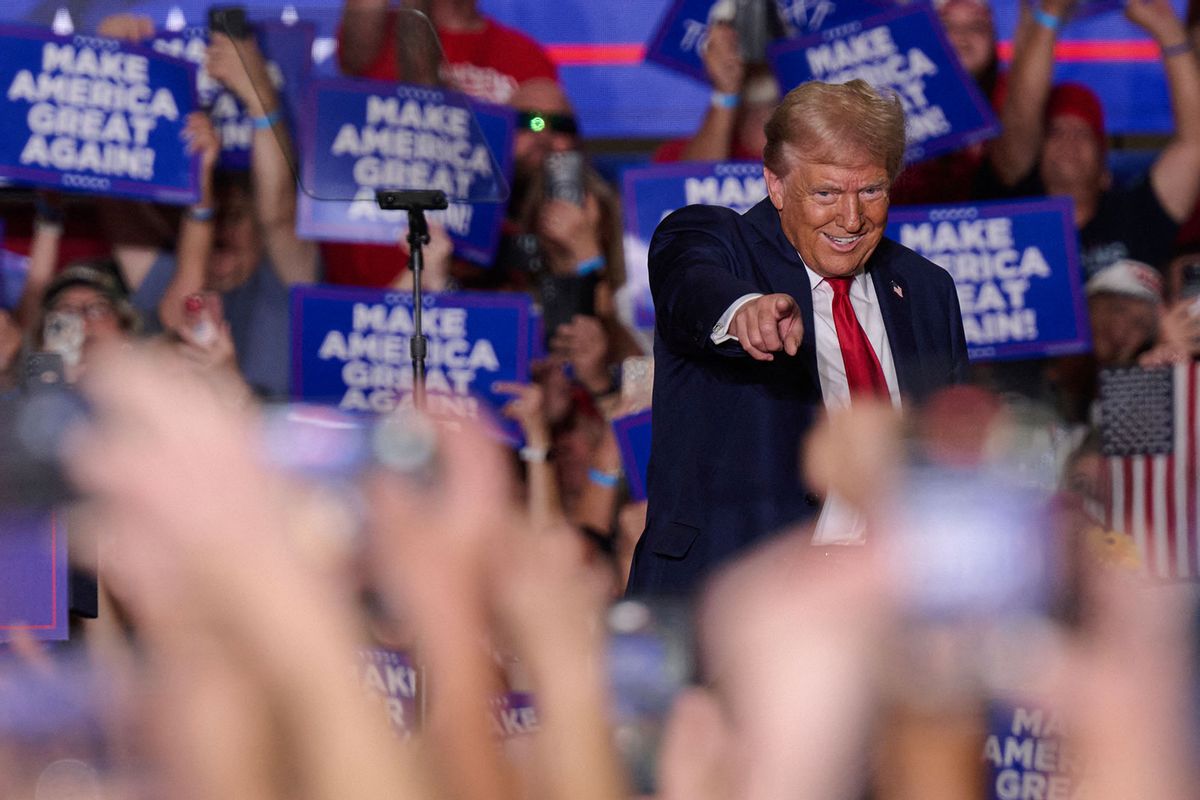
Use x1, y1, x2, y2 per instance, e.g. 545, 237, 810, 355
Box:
375, 189, 449, 412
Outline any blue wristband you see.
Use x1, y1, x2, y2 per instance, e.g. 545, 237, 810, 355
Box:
1162, 41, 1194, 58
588, 467, 620, 488
252, 109, 282, 130
1032, 8, 1061, 31
710, 91, 739, 109
576, 255, 606, 276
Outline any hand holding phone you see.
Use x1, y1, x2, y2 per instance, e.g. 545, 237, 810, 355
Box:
208, 5, 249, 39
544, 151, 586, 207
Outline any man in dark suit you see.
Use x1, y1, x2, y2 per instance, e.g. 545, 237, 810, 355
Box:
627, 80, 969, 596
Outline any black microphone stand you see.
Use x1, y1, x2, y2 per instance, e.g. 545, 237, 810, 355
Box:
375, 189, 449, 411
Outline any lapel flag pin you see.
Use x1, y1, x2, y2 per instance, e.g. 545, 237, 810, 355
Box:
892, 281, 903, 299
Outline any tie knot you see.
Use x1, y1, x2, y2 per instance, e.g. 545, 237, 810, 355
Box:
825, 276, 854, 297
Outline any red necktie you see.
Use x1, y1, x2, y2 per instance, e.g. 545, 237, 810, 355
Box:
825, 276, 889, 400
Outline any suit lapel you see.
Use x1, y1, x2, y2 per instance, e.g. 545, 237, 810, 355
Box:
869, 244, 921, 398
745, 201, 820, 391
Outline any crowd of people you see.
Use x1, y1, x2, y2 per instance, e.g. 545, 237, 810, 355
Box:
2, 0, 1200, 797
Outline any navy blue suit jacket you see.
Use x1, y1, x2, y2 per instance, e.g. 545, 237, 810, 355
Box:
626, 199, 969, 597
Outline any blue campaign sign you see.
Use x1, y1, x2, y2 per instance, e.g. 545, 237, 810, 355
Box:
358, 648, 418, 737
619, 161, 765, 346
0, 510, 68, 643
149, 26, 216, 103
612, 409, 653, 503
290, 285, 534, 429
984, 702, 1074, 800
0, 25, 199, 204
150, 20, 314, 170
887, 197, 1091, 362
295, 78, 514, 266
646, 0, 892, 83
769, 4, 999, 164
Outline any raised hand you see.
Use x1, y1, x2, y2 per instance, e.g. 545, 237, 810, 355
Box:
550, 314, 611, 395
537, 195, 604, 275
97, 13, 154, 42
728, 293, 804, 360
206, 31, 277, 117
494, 380, 552, 449
1124, 0, 1188, 45
701, 21, 745, 96
182, 111, 221, 180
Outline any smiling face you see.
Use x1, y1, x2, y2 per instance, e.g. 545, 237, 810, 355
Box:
764, 149, 890, 278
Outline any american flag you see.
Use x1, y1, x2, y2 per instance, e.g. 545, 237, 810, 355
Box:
1100, 363, 1200, 579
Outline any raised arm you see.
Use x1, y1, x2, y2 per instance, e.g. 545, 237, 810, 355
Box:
207, 33, 319, 286
157, 113, 220, 332
339, 0, 391, 75
679, 22, 745, 162
651, 206, 801, 360
987, 0, 1074, 187
494, 380, 566, 533
1134, 0, 1200, 221
649, 207, 765, 354
16, 197, 64, 335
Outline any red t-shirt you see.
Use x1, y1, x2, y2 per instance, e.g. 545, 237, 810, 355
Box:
1179, 201, 1200, 251
344, 13, 557, 105
320, 240, 407, 288
329, 14, 557, 286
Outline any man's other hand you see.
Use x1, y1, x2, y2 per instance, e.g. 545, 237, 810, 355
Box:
729, 293, 803, 361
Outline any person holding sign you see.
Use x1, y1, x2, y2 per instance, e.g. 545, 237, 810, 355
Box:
14, 106, 219, 376
627, 80, 968, 596
984, 0, 1200, 278
95, 17, 321, 398
890, 0, 1005, 205
651, 18, 781, 164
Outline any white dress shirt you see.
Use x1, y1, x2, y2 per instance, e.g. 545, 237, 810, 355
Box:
804, 265, 901, 411
710, 261, 902, 544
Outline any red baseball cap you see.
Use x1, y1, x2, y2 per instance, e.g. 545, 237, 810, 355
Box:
1046, 82, 1106, 146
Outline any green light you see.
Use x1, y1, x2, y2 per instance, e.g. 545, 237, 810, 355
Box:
529, 115, 546, 133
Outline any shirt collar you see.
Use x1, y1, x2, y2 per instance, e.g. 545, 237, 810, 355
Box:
800, 257, 869, 294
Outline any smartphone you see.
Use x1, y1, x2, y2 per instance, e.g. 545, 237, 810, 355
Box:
208, 5, 250, 39
23, 351, 66, 391
544, 151, 586, 207
42, 311, 83, 369
607, 599, 693, 795
620, 356, 654, 410
1178, 260, 1200, 302
0, 355, 87, 508
882, 464, 1061, 708
889, 467, 1056, 623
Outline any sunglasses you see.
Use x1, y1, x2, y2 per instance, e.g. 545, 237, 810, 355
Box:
516, 111, 579, 136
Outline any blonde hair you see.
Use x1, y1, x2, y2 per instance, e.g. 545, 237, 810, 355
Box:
762, 79, 906, 182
